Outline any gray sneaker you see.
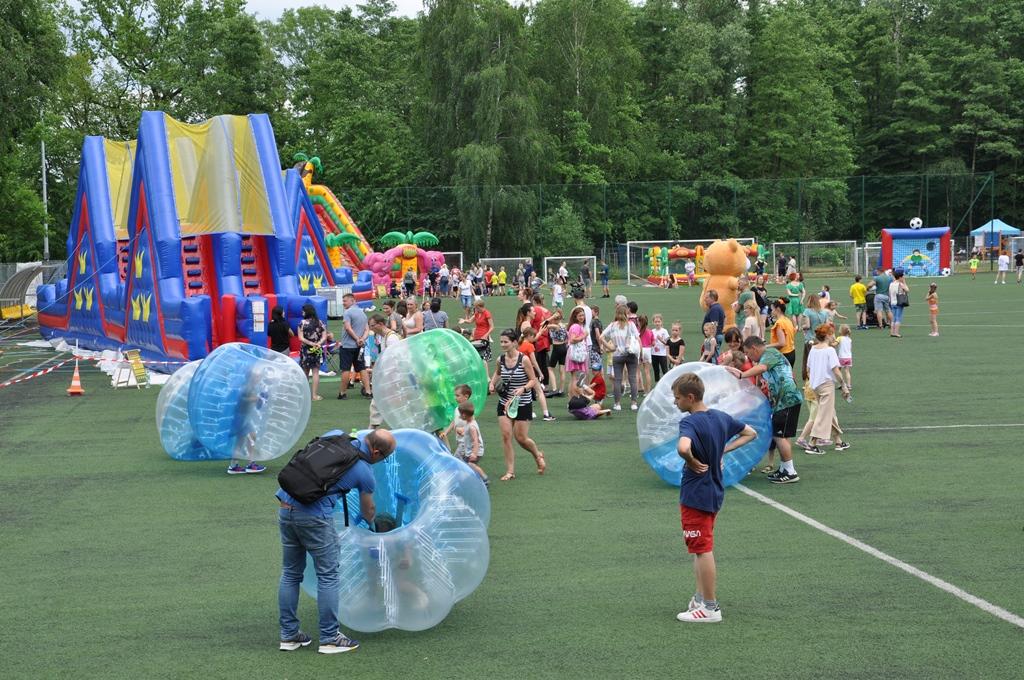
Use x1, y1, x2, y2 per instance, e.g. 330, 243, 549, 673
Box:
279, 631, 312, 651
318, 634, 360, 654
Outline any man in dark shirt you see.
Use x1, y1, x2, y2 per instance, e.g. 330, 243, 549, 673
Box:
702, 289, 726, 344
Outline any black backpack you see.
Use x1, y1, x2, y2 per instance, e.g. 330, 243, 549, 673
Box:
277, 435, 363, 522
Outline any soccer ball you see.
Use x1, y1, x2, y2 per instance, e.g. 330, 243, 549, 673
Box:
909, 217, 923, 229
941, 267, 951, 277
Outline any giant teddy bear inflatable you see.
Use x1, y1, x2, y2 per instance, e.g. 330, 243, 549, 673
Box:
700, 239, 756, 330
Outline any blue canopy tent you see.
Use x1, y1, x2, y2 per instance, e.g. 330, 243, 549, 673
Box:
971, 220, 1020, 247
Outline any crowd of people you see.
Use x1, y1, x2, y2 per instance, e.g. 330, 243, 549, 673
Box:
267, 258, 956, 491
269, 255, 970, 643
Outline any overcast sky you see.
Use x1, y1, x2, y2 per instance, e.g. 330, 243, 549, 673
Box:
245, 0, 426, 19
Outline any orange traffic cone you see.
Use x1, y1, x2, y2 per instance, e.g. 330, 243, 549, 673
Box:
67, 360, 85, 396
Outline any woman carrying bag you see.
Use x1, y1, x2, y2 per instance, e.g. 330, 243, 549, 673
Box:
600, 305, 641, 412
888, 271, 910, 339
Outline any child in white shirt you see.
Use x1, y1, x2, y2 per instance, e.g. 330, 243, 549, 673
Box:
552, 280, 564, 309
836, 324, 853, 389
453, 401, 487, 484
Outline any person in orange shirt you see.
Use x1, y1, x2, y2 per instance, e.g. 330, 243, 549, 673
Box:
768, 299, 796, 367
519, 327, 556, 421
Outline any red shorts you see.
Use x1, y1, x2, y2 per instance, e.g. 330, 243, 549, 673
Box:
680, 505, 717, 554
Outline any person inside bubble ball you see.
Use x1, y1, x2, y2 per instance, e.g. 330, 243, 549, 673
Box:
225, 365, 273, 475
276, 429, 396, 655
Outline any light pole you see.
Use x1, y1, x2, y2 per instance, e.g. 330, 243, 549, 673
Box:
41, 134, 49, 262
40, 108, 49, 262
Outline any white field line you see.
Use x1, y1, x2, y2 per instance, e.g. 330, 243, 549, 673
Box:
843, 423, 1024, 432
2, 352, 68, 383
735, 484, 1024, 630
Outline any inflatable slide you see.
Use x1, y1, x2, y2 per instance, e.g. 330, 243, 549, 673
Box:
37, 112, 355, 365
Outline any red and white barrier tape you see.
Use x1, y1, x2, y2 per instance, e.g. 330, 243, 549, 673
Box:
69, 352, 188, 366
0, 358, 73, 389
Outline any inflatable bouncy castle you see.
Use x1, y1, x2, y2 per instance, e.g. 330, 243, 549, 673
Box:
290, 154, 375, 306
37, 112, 371, 365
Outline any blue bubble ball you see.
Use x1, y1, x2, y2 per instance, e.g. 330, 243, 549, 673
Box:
636, 362, 772, 487
302, 428, 490, 632
186, 343, 311, 461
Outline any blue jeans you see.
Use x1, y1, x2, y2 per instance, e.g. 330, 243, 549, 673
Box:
892, 304, 905, 323
278, 508, 340, 641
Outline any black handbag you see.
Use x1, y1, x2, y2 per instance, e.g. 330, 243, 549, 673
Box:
896, 291, 909, 307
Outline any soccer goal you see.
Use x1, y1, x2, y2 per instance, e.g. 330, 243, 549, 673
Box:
772, 241, 857, 277
480, 257, 532, 285
542, 256, 597, 283
441, 251, 463, 271
625, 238, 755, 285
854, 242, 882, 277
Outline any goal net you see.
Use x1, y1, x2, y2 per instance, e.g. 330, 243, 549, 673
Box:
542, 256, 597, 284
854, 242, 881, 277
772, 241, 856, 277
440, 251, 463, 271
625, 239, 755, 285
480, 257, 532, 289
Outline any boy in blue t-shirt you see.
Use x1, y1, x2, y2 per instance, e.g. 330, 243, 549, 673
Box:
671, 373, 756, 623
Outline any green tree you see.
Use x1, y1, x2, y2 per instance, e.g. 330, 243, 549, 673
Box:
0, 0, 66, 261
738, 0, 855, 241
535, 198, 592, 259
419, 0, 544, 259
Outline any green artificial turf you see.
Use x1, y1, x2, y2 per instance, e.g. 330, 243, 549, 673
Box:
1, 273, 1022, 679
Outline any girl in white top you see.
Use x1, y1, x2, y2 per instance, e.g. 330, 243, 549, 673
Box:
552, 279, 564, 308
401, 299, 423, 336
835, 324, 853, 389
804, 323, 850, 453
457, 275, 474, 312
996, 251, 1010, 284
741, 300, 760, 340
650, 313, 670, 383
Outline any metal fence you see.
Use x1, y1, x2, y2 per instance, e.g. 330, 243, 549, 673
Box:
334, 173, 997, 259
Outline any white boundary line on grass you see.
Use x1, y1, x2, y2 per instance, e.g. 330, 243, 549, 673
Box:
735, 484, 1024, 630
843, 423, 1024, 432
3, 352, 68, 384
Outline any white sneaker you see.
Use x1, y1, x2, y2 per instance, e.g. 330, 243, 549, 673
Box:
630, 403, 639, 411
686, 595, 701, 611
676, 605, 722, 623
612, 404, 622, 411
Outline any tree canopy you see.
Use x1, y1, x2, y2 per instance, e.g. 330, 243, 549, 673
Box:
2, 0, 1021, 261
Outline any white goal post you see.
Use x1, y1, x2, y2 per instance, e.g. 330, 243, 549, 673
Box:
542, 256, 597, 283
625, 238, 755, 285
771, 241, 857, 276
440, 251, 463, 271
854, 242, 881, 277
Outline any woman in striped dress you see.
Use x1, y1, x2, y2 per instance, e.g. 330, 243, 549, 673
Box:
489, 329, 547, 481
